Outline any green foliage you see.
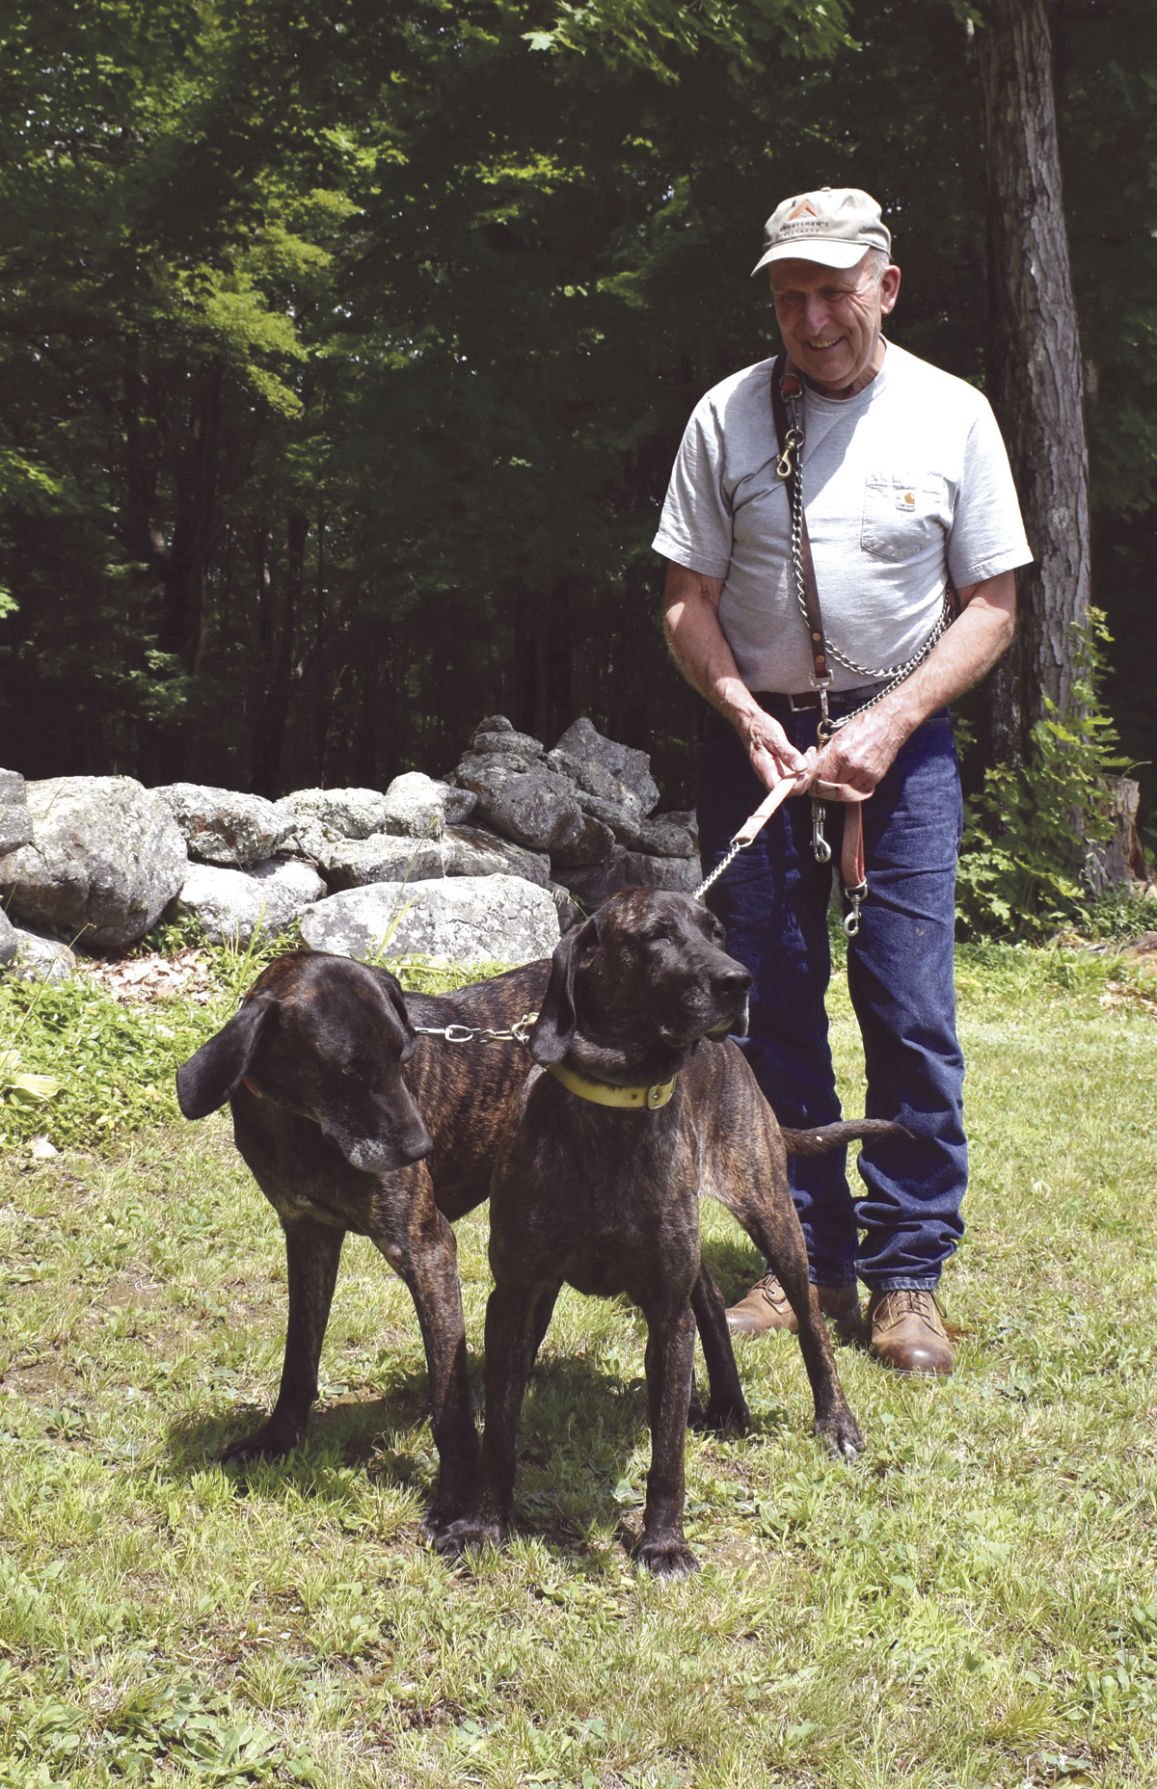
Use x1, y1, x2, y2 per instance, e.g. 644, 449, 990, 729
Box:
958, 611, 1131, 940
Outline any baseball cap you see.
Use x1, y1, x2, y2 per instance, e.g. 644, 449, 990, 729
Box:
752, 186, 892, 275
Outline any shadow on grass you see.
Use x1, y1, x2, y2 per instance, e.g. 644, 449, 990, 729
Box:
161, 1319, 786, 1563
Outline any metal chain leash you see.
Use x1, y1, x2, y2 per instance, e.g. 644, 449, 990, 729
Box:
412, 1014, 538, 1046
781, 386, 953, 729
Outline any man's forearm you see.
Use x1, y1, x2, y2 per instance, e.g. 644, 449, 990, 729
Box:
807, 571, 1017, 795
662, 561, 807, 786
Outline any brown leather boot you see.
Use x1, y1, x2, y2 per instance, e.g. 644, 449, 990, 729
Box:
726, 1274, 861, 1343
867, 1289, 954, 1376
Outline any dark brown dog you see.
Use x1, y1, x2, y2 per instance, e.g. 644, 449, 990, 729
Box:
176, 949, 549, 1527
437, 888, 878, 1578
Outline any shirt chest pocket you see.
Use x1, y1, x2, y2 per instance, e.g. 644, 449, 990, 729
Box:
861, 474, 947, 564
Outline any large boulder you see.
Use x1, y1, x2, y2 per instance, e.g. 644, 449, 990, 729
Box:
173, 858, 325, 947
442, 827, 552, 886
381, 772, 477, 837
0, 769, 33, 856
155, 783, 295, 869
547, 718, 661, 842
299, 874, 559, 966
325, 835, 447, 891
0, 906, 18, 965
622, 851, 702, 894
0, 776, 188, 953
273, 787, 393, 843
455, 756, 614, 862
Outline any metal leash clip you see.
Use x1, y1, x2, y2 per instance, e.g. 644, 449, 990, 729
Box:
843, 883, 867, 939
775, 425, 804, 481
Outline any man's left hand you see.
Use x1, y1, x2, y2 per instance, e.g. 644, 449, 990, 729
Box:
798, 702, 909, 797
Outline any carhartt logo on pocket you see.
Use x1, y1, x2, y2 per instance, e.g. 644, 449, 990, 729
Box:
896, 489, 917, 512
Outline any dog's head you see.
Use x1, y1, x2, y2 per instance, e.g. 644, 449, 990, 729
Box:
175, 951, 433, 1173
529, 889, 751, 1067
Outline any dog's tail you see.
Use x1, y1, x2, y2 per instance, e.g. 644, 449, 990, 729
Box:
780, 1118, 909, 1156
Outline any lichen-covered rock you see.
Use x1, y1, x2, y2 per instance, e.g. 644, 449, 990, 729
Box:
0, 776, 187, 953
442, 827, 552, 886
381, 772, 477, 837
155, 783, 295, 869
273, 787, 392, 842
173, 858, 325, 947
622, 851, 702, 894
325, 835, 447, 891
9, 928, 78, 983
633, 812, 700, 859
0, 905, 18, 965
0, 769, 33, 856
548, 717, 660, 821
299, 874, 558, 967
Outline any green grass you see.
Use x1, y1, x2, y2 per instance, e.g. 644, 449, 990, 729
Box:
1, 944, 1156, 1786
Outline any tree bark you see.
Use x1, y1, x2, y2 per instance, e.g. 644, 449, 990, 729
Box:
977, 0, 1091, 766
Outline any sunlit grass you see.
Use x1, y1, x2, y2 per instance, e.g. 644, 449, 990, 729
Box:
1, 943, 1155, 1785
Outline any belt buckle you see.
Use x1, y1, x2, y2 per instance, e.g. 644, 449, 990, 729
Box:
787, 691, 818, 712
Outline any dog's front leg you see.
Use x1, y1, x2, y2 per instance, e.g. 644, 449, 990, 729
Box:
370, 1207, 479, 1535
223, 1215, 345, 1464
637, 1302, 698, 1579
435, 1278, 555, 1557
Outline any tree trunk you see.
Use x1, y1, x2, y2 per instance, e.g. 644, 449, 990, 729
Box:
977, 0, 1091, 767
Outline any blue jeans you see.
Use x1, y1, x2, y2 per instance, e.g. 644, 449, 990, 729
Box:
696, 697, 966, 1292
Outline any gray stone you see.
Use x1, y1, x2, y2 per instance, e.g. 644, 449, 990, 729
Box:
0, 776, 188, 953
552, 847, 630, 909
0, 906, 17, 965
156, 782, 295, 869
381, 771, 477, 837
634, 811, 700, 858
548, 717, 660, 818
458, 758, 613, 861
442, 827, 552, 886
467, 716, 545, 762
9, 928, 78, 983
0, 770, 33, 856
325, 835, 447, 891
299, 874, 559, 967
273, 787, 392, 841
173, 858, 326, 947
622, 851, 702, 894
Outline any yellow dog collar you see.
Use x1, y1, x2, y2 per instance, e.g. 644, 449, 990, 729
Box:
547, 1061, 677, 1111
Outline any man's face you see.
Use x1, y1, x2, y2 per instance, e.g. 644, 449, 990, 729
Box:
769, 252, 901, 397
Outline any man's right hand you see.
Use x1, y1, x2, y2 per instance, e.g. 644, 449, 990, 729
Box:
740, 707, 809, 793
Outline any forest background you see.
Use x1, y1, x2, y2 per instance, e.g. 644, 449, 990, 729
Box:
1, 0, 1153, 851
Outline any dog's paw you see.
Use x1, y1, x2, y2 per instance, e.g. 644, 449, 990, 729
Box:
635, 1536, 699, 1580
814, 1406, 864, 1461
429, 1512, 506, 1558
691, 1396, 750, 1438
220, 1419, 302, 1466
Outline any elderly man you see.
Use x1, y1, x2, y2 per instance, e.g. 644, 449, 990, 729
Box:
654, 187, 1031, 1375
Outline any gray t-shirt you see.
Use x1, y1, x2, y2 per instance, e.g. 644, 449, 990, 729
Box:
653, 342, 1033, 694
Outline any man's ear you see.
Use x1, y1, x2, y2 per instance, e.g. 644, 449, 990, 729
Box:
528, 913, 600, 1066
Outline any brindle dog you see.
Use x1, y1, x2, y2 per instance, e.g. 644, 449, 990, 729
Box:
437, 889, 880, 1578
176, 950, 548, 1528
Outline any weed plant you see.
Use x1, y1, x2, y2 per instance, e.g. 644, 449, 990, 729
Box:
0, 942, 1155, 1785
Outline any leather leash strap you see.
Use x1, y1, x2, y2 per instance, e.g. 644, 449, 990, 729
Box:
770, 354, 868, 931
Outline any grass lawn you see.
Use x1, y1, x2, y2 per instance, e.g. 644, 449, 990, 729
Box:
1, 944, 1155, 1787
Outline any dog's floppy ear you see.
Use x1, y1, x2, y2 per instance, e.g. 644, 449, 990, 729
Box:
528, 913, 599, 1066
175, 997, 276, 1119
370, 965, 419, 1064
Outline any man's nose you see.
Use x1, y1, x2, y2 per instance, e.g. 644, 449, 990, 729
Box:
801, 295, 831, 336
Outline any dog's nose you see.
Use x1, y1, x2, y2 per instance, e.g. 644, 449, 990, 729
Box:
715, 965, 752, 1002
